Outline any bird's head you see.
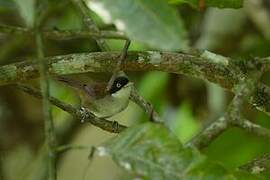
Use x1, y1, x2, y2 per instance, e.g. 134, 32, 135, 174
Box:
109, 76, 133, 98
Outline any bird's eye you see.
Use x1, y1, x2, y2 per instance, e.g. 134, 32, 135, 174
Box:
116, 83, 122, 88
109, 76, 129, 94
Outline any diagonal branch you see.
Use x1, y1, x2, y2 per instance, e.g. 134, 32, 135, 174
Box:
106, 40, 131, 92
71, 0, 110, 51
187, 116, 229, 149
16, 84, 127, 133
188, 70, 268, 149
239, 154, 270, 174
231, 119, 270, 140
130, 88, 163, 123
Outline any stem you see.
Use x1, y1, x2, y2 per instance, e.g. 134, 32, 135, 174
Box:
56, 144, 93, 153
106, 40, 131, 91
35, 7, 57, 178
71, 0, 110, 51
231, 119, 270, 139
130, 88, 163, 123
36, 33, 57, 180
187, 116, 229, 149
0, 24, 128, 40
188, 73, 265, 149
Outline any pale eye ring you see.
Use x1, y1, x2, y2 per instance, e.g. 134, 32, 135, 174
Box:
116, 83, 122, 88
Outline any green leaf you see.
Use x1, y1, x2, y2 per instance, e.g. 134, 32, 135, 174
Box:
0, 0, 15, 9
169, 0, 243, 9
13, 0, 35, 27
138, 71, 168, 100
85, 0, 188, 51
170, 102, 200, 143
98, 123, 260, 179
167, 0, 186, 5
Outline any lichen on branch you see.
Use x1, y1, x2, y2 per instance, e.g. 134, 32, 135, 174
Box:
1, 51, 270, 118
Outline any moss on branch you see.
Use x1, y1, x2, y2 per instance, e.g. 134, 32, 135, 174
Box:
1, 51, 270, 117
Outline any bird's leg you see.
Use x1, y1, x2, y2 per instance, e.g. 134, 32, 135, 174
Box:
146, 102, 155, 122
112, 121, 120, 132
78, 83, 98, 123
79, 107, 90, 123
106, 39, 131, 92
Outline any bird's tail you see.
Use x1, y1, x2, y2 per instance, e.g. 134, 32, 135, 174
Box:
55, 76, 95, 97
55, 76, 84, 89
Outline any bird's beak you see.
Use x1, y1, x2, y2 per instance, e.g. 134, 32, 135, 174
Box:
124, 82, 134, 88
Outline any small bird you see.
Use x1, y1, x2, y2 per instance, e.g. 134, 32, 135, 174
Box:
56, 74, 133, 118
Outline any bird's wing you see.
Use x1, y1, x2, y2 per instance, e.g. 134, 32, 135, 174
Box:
92, 83, 107, 99
56, 76, 96, 97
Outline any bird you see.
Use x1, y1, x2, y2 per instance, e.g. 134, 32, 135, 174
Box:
56, 74, 133, 118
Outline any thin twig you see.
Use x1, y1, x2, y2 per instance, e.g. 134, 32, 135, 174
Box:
16, 84, 127, 133
231, 119, 270, 139
106, 40, 131, 92
188, 70, 264, 149
187, 116, 229, 149
130, 88, 163, 123
71, 0, 110, 51
0, 146, 4, 180
56, 144, 93, 153
35, 5, 57, 179
37, 34, 57, 180
239, 154, 270, 174
44, 29, 127, 40
0, 24, 128, 40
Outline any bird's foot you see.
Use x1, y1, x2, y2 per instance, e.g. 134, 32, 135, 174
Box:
79, 107, 90, 123
112, 121, 119, 130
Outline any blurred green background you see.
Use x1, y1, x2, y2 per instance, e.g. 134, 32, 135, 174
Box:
0, 0, 270, 179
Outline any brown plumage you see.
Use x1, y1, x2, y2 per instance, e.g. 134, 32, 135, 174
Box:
56, 76, 107, 99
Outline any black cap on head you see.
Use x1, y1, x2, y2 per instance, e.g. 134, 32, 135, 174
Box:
109, 76, 129, 94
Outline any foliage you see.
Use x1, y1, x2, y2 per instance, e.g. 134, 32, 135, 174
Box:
169, 0, 243, 9
86, 0, 188, 50
0, 0, 270, 180
101, 122, 259, 179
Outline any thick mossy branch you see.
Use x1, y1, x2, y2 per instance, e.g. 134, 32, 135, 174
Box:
0, 51, 238, 86
1, 51, 270, 116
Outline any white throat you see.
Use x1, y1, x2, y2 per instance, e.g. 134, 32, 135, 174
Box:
89, 83, 133, 118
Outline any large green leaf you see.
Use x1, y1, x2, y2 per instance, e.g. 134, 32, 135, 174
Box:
85, 0, 188, 51
98, 123, 259, 179
169, 0, 243, 9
